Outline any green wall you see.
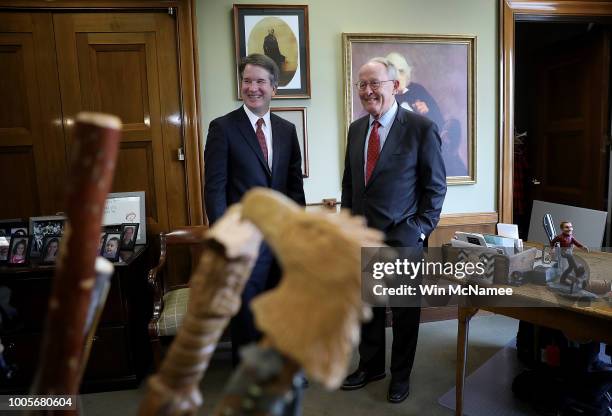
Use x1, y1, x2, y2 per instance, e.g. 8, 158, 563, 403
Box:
197, 0, 498, 213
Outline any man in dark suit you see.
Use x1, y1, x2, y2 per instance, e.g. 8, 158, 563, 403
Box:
341, 57, 447, 403
204, 53, 305, 364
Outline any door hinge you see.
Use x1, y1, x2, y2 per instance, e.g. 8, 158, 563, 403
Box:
177, 147, 185, 161
168, 7, 176, 17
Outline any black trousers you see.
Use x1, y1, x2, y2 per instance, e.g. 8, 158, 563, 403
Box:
230, 243, 281, 366
358, 306, 421, 382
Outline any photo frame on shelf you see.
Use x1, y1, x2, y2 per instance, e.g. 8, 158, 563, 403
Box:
120, 223, 139, 251
343, 33, 477, 184
29, 216, 66, 258
0, 235, 9, 263
101, 233, 121, 262
40, 235, 62, 265
0, 219, 27, 237
8, 236, 30, 265
103, 191, 146, 244
271, 107, 309, 177
233, 4, 311, 98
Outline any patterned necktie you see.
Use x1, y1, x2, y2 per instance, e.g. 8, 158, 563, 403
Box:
365, 120, 381, 184
255, 118, 269, 164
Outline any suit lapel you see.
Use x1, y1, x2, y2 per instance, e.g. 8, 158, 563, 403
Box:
270, 114, 283, 179
235, 108, 271, 176
365, 108, 406, 188
353, 117, 368, 191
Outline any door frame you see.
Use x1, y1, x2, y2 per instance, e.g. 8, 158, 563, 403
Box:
0, 0, 205, 226
500, 0, 612, 223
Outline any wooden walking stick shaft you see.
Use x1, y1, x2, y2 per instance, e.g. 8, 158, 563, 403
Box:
31, 113, 121, 401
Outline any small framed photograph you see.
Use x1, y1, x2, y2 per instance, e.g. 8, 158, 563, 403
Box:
120, 223, 139, 251
233, 4, 311, 99
0, 219, 27, 237
101, 233, 121, 262
0, 236, 10, 262
270, 107, 309, 177
40, 235, 62, 264
8, 236, 29, 265
29, 216, 66, 258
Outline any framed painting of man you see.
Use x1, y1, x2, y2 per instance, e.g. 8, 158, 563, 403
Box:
343, 33, 476, 184
233, 4, 311, 98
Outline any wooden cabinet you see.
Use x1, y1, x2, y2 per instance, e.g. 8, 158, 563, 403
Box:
0, 246, 152, 392
0, 5, 203, 231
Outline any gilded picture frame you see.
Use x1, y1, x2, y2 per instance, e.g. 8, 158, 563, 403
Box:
233, 4, 311, 99
342, 33, 477, 184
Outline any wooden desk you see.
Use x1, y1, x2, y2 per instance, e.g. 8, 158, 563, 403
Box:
0, 246, 152, 393
455, 250, 612, 415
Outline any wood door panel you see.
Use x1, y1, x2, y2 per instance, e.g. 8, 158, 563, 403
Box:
54, 12, 187, 233
0, 44, 30, 131
547, 60, 585, 120
0, 147, 40, 218
0, 14, 66, 217
532, 30, 609, 210
94, 45, 149, 125
113, 142, 159, 225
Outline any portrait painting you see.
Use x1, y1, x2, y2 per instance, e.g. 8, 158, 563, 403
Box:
343, 33, 476, 184
234, 4, 310, 98
271, 107, 309, 177
8, 236, 29, 265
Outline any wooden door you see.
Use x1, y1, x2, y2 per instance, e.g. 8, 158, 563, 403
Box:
53, 12, 188, 233
530, 29, 610, 210
0, 13, 67, 218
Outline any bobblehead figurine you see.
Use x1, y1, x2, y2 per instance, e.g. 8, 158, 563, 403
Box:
550, 221, 589, 252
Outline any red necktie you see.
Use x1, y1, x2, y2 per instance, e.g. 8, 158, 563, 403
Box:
365, 120, 381, 184
256, 118, 269, 164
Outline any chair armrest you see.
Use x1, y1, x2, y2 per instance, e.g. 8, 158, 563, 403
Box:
164, 226, 209, 245
147, 232, 167, 338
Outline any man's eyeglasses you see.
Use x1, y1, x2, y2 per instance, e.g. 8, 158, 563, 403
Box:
242, 79, 270, 87
355, 80, 395, 91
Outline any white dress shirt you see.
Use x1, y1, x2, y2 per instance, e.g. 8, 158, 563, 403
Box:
243, 104, 273, 169
363, 100, 399, 178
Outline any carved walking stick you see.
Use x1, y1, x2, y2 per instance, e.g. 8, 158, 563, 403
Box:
139, 188, 383, 416
138, 206, 263, 416
212, 188, 384, 415
29, 113, 122, 407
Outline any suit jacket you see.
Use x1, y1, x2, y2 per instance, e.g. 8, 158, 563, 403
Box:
204, 107, 305, 224
341, 106, 447, 247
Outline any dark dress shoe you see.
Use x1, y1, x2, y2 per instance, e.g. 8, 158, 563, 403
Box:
341, 369, 386, 390
388, 380, 410, 403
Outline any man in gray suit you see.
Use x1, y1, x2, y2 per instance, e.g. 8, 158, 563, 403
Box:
340, 57, 447, 403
